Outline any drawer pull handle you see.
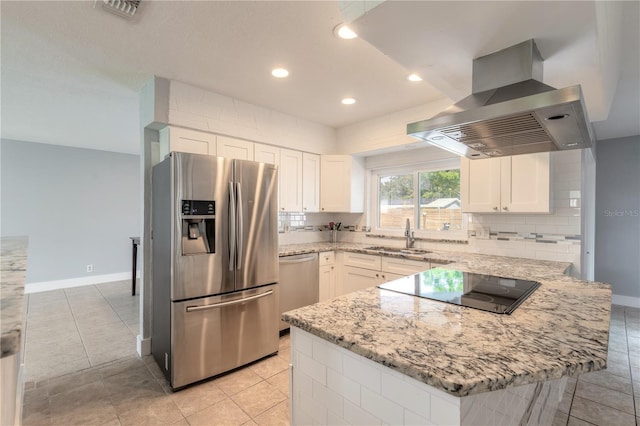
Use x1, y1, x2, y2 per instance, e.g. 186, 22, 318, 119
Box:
186, 290, 273, 312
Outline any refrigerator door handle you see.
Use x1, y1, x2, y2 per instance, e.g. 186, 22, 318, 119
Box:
185, 290, 273, 312
236, 182, 243, 271
228, 181, 236, 271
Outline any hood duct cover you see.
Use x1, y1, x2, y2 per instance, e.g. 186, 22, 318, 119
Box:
407, 40, 594, 159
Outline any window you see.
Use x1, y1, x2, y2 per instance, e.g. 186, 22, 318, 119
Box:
373, 160, 465, 236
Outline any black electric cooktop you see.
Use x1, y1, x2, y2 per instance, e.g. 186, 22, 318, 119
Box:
378, 268, 540, 314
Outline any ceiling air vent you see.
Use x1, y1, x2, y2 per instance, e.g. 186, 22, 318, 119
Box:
101, 0, 141, 19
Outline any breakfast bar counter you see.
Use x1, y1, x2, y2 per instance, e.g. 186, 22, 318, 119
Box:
1, 237, 29, 426
281, 247, 611, 425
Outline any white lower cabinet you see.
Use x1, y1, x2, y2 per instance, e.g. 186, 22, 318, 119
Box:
318, 251, 336, 301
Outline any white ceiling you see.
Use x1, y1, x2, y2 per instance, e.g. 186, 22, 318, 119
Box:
1, 1, 638, 155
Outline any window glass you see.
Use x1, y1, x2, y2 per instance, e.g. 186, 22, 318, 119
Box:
378, 174, 415, 229
375, 167, 462, 233
418, 170, 461, 231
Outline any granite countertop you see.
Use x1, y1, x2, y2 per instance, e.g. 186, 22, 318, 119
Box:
1, 237, 29, 358
280, 242, 611, 397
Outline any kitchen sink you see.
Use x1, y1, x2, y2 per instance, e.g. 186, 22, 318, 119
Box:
364, 246, 431, 255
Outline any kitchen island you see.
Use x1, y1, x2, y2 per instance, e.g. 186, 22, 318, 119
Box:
282, 247, 611, 425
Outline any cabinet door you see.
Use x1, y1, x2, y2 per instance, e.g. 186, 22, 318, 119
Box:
279, 149, 303, 212
379, 272, 405, 284
159, 127, 217, 158
217, 135, 254, 161
501, 152, 550, 213
342, 266, 380, 295
460, 157, 501, 212
302, 153, 320, 213
320, 155, 364, 213
254, 143, 280, 166
319, 264, 336, 302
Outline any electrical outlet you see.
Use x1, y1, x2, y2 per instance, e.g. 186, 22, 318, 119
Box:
86, 264, 93, 273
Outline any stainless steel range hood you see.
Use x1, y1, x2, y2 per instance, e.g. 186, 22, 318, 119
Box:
407, 40, 595, 159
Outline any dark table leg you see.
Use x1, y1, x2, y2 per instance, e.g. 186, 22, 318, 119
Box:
132, 240, 138, 296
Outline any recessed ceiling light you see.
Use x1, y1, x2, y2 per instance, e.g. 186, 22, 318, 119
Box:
271, 68, 289, 78
334, 23, 357, 40
407, 73, 422, 82
341, 97, 356, 105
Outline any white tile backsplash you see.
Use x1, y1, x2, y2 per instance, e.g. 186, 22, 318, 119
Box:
343, 399, 383, 426
381, 372, 431, 419
465, 150, 583, 276
313, 339, 343, 373
298, 352, 327, 385
327, 368, 361, 405
361, 387, 405, 425
343, 352, 381, 393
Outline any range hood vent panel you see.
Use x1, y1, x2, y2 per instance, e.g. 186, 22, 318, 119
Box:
408, 40, 594, 158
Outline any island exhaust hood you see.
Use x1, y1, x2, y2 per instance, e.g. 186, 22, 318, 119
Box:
407, 40, 595, 159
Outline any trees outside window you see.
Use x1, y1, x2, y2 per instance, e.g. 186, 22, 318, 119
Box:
378, 169, 462, 232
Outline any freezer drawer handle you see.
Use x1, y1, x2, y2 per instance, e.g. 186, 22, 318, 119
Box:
280, 255, 316, 264
185, 290, 273, 312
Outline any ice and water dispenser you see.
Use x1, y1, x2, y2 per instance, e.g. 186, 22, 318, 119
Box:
181, 200, 215, 255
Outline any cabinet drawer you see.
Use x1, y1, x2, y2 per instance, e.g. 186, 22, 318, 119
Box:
342, 252, 381, 270
318, 251, 335, 266
381, 257, 429, 276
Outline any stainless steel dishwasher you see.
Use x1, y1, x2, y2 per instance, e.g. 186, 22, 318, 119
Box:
279, 253, 319, 331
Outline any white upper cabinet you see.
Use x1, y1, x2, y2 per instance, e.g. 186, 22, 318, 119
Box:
320, 155, 365, 213
159, 126, 217, 158
460, 157, 501, 212
216, 135, 254, 161
502, 153, 551, 213
254, 143, 280, 166
279, 149, 303, 212
302, 153, 320, 213
461, 152, 551, 213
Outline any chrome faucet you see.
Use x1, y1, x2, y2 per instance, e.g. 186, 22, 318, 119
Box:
404, 218, 415, 248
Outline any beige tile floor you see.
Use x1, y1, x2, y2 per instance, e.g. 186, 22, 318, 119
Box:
22, 282, 640, 426
22, 281, 290, 426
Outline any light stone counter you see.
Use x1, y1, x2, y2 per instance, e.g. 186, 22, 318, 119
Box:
1, 237, 28, 426
280, 242, 611, 397
1, 237, 29, 358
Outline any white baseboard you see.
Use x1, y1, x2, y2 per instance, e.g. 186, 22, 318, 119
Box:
137, 335, 151, 357
612, 294, 640, 308
25, 271, 136, 294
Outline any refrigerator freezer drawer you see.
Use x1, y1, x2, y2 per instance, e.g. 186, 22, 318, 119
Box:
170, 284, 280, 389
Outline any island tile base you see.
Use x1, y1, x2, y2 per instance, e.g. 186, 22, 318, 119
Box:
290, 327, 567, 425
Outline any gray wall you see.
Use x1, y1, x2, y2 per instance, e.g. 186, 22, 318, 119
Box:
1, 140, 140, 283
595, 135, 640, 298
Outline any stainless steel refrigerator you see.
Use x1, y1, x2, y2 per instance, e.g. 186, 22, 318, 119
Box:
151, 152, 279, 389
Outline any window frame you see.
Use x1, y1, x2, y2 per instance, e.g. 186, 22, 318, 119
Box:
370, 158, 467, 240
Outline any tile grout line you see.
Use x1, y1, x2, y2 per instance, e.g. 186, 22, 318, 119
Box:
96, 281, 140, 337
63, 287, 93, 370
